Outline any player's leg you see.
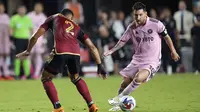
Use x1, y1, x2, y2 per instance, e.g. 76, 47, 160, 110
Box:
108, 63, 136, 107
41, 70, 63, 110
108, 77, 133, 111
119, 64, 160, 96
42, 54, 64, 111
119, 69, 150, 96
118, 77, 133, 94
66, 55, 98, 112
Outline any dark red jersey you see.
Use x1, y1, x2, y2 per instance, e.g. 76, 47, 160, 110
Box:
40, 14, 88, 55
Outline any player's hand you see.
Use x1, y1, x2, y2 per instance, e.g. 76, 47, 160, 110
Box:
103, 50, 113, 58
171, 51, 180, 62
97, 64, 107, 80
16, 50, 30, 58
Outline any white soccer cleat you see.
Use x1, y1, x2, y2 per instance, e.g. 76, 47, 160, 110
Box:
108, 106, 121, 111
108, 96, 120, 106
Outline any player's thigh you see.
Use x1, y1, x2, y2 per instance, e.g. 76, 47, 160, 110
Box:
44, 54, 65, 76
136, 64, 160, 83
120, 63, 139, 79
135, 69, 150, 83
65, 55, 80, 80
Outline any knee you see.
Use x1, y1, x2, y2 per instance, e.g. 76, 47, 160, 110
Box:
134, 76, 144, 83
41, 70, 53, 83
70, 74, 81, 85
134, 70, 150, 83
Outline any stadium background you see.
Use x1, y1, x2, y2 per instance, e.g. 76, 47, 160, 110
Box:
0, 0, 200, 112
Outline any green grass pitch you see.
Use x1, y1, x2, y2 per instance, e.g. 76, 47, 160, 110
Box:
0, 74, 200, 112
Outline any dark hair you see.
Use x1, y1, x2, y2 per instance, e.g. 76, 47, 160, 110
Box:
34, 2, 43, 6
17, 4, 26, 9
132, 2, 146, 11
61, 8, 74, 17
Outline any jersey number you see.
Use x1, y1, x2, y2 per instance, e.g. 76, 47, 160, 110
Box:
65, 20, 74, 36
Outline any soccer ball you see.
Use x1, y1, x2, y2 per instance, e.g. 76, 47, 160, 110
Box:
119, 95, 136, 112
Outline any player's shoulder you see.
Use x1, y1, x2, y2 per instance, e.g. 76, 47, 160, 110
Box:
127, 22, 137, 30
148, 17, 164, 27
148, 17, 160, 23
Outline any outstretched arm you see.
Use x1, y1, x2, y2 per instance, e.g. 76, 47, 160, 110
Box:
16, 16, 54, 58
27, 28, 46, 52
16, 28, 46, 58
104, 28, 131, 57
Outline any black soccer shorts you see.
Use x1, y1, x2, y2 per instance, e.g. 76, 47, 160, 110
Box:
44, 54, 80, 75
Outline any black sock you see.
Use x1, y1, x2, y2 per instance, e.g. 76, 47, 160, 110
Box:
88, 101, 94, 107
54, 102, 61, 109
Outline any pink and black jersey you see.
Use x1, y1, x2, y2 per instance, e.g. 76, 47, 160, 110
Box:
119, 17, 167, 65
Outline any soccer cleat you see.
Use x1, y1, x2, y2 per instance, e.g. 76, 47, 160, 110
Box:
52, 107, 64, 112
108, 96, 120, 106
89, 104, 98, 112
109, 106, 121, 111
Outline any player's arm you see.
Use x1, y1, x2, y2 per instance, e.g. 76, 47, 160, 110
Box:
84, 38, 107, 79
84, 38, 101, 64
161, 30, 180, 61
16, 28, 46, 58
104, 27, 131, 57
26, 28, 46, 52
16, 16, 54, 58
158, 21, 180, 62
78, 30, 107, 79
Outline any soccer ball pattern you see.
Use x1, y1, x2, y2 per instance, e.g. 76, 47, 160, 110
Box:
119, 96, 136, 112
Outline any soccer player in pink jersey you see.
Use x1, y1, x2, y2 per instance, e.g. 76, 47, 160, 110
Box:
103, 2, 180, 111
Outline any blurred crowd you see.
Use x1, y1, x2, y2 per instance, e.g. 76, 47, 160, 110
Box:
0, 0, 200, 81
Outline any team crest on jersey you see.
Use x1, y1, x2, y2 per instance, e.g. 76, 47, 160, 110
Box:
148, 29, 153, 34
136, 37, 141, 43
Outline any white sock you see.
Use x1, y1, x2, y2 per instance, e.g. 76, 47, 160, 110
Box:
119, 80, 141, 96
33, 54, 43, 76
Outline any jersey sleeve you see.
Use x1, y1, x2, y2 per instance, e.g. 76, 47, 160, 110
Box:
40, 16, 54, 31
157, 21, 168, 37
119, 25, 132, 42
77, 29, 89, 43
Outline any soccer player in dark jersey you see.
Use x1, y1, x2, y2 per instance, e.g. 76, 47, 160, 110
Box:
16, 9, 106, 112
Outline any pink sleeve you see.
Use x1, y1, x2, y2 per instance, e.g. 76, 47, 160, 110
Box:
118, 25, 132, 45
157, 21, 165, 33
